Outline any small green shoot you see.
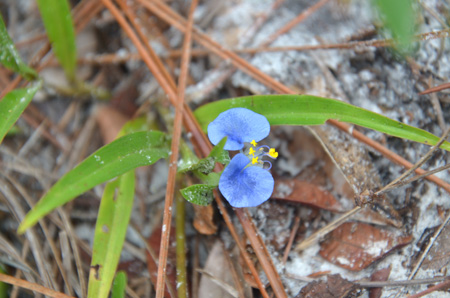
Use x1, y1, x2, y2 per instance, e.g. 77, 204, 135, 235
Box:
111, 271, 127, 298
0, 15, 38, 80
0, 82, 42, 144
374, 0, 416, 54
37, 0, 77, 82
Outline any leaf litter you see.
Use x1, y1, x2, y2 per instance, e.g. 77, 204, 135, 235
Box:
3, 0, 450, 297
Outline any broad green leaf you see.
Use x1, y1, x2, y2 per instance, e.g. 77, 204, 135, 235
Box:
374, 0, 416, 54
111, 271, 127, 298
88, 172, 134, 298
194, 95, 450, 152
0, 83, 41, 144
0, 15, 38, 80
180, 184, 215, 206
18, 131, 169, 233
37, 0, 77, 82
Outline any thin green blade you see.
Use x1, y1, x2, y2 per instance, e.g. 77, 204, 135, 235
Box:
18, 131, 169, 233
111, 271, 127, 298
37, 0, 77, 81
88, 173, 134, 298
374, 0, 415, 54
0, 15, 38, 80
194, 95, 450, 152
0, 264, 9, 298
0, 83, 41, 144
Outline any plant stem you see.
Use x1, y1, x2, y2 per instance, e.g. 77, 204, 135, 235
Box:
176, 193, 188, 298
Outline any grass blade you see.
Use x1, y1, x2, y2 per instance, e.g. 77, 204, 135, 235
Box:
18, 131, 169, 233
374, 0, 415, 54
0, 265, 8, 298
0, 15, 38, 80
111, 271, 127, 298
194, 95, 450, 151
88, 173, 134, 298
37, 0, 77, 82
0, 83, 41, 144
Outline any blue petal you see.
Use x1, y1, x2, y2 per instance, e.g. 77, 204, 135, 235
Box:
207, 108, 270, 150
219, 153, 274, 208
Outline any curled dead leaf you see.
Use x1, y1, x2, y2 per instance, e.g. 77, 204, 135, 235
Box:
272, 179, 344, 213
319, 222, 412, 271
193, 204, 217, 235
369, 266, 391, 298
95, 105, 129, 144
422, 225, 450, 271
297, 274, 360, 298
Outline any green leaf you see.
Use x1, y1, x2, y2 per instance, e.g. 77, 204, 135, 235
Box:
202, 172, 221, 186
88, 172, 134, 298
111, 271, 127, 298
0, 83, 41, 144
0, 264, 9, 298
208, 137, 230, 165
18, 131, 169, 233
180, 184, 215, 206
37, 0, 77, 82
374, 0, 416, 54
0, 15, 38, 80
178, 137, 230, 174
178, 142, 200, 173
194, 95, 450, 152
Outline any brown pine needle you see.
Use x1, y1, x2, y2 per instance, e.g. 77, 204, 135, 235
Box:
155, 0, 197, 296
0, 273, 74, 298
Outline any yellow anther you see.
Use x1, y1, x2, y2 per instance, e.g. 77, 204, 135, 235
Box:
250, 140, 257, 147
269, 148, 278, 158
249, 147, 256, 156
252, 156, 259, 164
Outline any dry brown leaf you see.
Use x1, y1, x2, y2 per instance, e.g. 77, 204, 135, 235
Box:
198, 241, 253, 298
369, 266, 391, 298
319, 222, 412, 271
146, 224, 177, 298
275, 127, 354, 200
95, 105, 129, 144
296, 274, 360, 298
422, 224, 450, 271
272, 179, 344, 212
193, 204, 217, 235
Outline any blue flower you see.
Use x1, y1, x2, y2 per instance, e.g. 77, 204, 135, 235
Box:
219, 153, 274, 207
207, 108, 278, 208
208, 107, 270, 151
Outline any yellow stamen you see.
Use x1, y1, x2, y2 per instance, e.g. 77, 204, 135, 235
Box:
250, 140, 257, 147
252, 156, 259, 164
249, 147, 256, 156
269, 148, 278, 158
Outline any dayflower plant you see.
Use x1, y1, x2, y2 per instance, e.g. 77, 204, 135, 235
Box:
208, 108, 278, 207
